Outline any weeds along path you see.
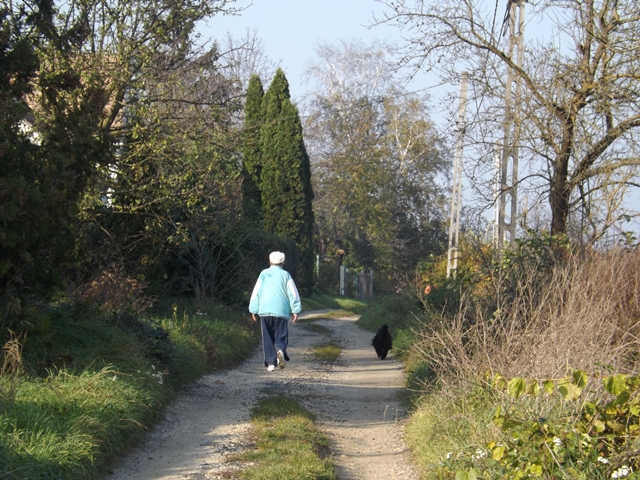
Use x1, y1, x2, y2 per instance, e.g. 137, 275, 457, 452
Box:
107, 311, 419, 480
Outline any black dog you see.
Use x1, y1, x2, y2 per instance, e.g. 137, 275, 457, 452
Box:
371, 324, 393, 360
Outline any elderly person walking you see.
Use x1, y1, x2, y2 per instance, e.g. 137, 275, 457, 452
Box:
249, 251, 301, 371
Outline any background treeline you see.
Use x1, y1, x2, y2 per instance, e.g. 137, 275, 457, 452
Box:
0, 0, 313, 321
1, 2, 450, 327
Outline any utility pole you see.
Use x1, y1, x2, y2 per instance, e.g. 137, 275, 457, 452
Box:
492, 145, 501, 248
497, 0, 525, 246
447, 72, 468, 278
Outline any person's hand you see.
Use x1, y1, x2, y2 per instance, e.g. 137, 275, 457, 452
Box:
292, 313, 298, 323
251, 314, 257, 322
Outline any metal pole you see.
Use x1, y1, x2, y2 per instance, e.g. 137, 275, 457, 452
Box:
447, 72, 468, 278
498, 0, 525, 247
493, 145, 501, 248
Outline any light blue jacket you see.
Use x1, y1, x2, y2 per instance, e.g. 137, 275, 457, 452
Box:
249, 266, 301, 319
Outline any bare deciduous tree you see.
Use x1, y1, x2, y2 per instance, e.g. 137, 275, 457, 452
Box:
376, 0, 640, 240
218, 29, 279, 95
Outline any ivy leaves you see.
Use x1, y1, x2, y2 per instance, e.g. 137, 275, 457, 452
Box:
443, 370, 640, 479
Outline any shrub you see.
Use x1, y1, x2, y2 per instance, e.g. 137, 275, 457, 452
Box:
439, 370, 640, 479
72, 264, 154, 315
406, 247, 640, 478
415, 235, 494, 315
316, 262, 340, 295
416, 248, 640, 381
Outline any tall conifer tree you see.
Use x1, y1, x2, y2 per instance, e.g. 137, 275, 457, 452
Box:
241, 74, 265, 221
260, 69, 315, 293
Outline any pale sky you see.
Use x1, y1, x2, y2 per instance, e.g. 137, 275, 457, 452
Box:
200, 0, 407, 102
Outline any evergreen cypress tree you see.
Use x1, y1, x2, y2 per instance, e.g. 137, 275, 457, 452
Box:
241, 74, 265, 221
260, 69, 315, 293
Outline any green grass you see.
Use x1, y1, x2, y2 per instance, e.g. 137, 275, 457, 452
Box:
240, 393, 336, 480
311, 342, 342, 362
0, 300, 260, 479
0, 366, 163, 479
159, 304, 259, 382
404, 386, 500, 476
300, 296, 329, 311
296, 309, 355, 321
301, 294, 369, 315
317, 309, 358, 319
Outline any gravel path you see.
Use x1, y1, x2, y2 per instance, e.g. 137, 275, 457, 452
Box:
106, 311, 419, 480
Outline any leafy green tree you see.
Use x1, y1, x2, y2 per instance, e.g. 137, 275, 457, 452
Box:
304, 40, 448, 281
260, 69, 315, 293
0, 0, 239, 301
0, 1, 112, 305
91, 49, 250, 301
242, 74, 265, 221
0, 5, 38, 291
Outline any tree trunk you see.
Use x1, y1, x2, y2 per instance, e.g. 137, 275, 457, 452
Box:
550, 150, 572, 235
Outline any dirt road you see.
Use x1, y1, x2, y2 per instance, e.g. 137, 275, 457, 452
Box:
106, 311, 419, 480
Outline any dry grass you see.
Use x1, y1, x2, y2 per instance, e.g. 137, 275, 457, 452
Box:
405, 249, 640, 475
73, 263, 154, 314
0, 330, 25, 404
415, 248, 640, 382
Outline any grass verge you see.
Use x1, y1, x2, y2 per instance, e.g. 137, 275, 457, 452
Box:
404, 385, 499, 476
239, 393, 336, 480
0, 299, 259, 479
398, 248, 640, 478
311, 342, 342, 362
301, 294, 369, 315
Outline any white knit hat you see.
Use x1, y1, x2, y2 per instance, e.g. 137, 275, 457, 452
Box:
269, 251, 285, 264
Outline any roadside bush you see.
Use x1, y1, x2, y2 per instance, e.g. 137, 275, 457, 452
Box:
415, 231, 573, 320
236, 228, 300, 295
113, 312, 175, 369
417, 248, 640, 381
426, 370, 640, 479
490, 231, 573, 312
406, 247, 640, 478
316, 262, 340, 295
415, 235, 494, 316
72, 264, 154, 315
